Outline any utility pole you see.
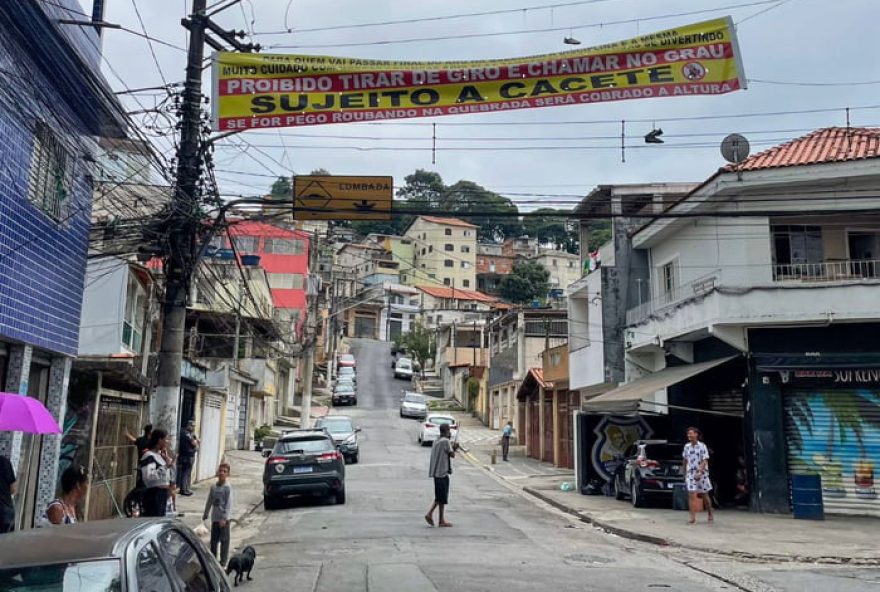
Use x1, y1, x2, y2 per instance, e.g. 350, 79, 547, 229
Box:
300, 230, 320, 428
153, 0, 259, 449
152, 0, 207, 450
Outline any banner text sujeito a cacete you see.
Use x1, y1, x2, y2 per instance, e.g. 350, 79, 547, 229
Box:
211, 17, 746, 131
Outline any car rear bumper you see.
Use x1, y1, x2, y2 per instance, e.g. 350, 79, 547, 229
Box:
639, 478, 683, 495
264, 471, 344, 496
400, 408, 426, 418
332, 394, 357, 404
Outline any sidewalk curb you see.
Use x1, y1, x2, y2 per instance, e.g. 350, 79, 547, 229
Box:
463, 451, 880, 566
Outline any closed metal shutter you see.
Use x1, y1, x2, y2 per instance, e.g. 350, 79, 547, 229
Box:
784, 389, 880, 516
708, 390, 744, 414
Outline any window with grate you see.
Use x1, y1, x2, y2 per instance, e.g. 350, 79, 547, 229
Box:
463, 279, 470, 287
264, 238, 303, 254
445, 228, 452, 236
27, 121, 72, 221
444, 259, 454, 267
461, 246, 470, 253
445, 244, 454, 251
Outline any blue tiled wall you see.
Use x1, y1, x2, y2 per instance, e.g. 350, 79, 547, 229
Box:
0, 15, 98, 356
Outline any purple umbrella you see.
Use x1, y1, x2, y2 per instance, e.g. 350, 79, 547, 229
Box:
0, 392, 61, 434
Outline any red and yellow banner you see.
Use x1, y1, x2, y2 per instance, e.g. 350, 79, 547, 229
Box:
211, 17, 746, 131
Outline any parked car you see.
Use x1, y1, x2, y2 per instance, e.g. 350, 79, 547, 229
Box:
0, 518, 230, 591
332, 383, 357, 406
399, 391, 428, 419
336, 376, 356, 389
338, 353, 356, 368
613, 441, 685, 508
394, 357, 414, 380
314, 415, 361, 463
337, 366, 357, 383
390, 347, 408, 368
262, 429, 346, 509
418, 414, 459, 446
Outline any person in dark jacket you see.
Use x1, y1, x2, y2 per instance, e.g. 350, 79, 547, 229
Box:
177, 420, 200, 496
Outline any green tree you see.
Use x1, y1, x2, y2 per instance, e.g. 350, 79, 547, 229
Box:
397, 169, 445, 209
399, 322, 436, 377
587, 219, 612, 251
440, 180, 522, 242
522, 208, 579, 253
269, 176, 291, 199
499, 260, 550, 304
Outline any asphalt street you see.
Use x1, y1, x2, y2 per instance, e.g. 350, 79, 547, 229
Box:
239, 339, 880, 592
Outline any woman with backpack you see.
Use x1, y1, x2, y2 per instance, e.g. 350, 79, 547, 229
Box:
139, 428, 172, 517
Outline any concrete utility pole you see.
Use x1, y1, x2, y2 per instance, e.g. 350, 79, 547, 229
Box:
153, 0, 259, 448
300, 230, 320, 428
152, 0, 207, 450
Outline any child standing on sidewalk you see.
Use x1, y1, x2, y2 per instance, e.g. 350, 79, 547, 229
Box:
202, 463, 233, 566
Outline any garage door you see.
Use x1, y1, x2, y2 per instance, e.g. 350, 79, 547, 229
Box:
784, 389, 880, 516
355, 315, 376, 338
197, 394, 224, 482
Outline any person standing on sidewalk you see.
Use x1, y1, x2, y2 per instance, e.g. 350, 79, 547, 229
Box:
41, 466, 88, 526
425, 423, 457, 528
683, 427, 714, 524
140, 429, 172, 517
501, 421, 514, 461
0, 454, 16, 533
177, 420, 200, 496
203, 463, 234, 566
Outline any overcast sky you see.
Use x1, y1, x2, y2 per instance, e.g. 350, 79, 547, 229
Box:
92, 0, 878, 207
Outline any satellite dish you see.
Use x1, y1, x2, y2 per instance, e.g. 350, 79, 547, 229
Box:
721, 133, 750, 164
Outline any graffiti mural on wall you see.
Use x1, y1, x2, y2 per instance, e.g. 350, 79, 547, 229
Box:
785, 390, 880, 510
591, 415, 653, 481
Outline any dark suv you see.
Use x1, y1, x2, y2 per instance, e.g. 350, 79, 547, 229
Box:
262, 429, 346, 510
612, 441, 684, 508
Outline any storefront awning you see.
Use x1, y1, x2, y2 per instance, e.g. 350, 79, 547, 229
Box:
581, 356, 738, 414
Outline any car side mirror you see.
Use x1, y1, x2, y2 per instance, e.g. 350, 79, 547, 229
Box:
261, 449, 271, 458
355, 427, 362, 433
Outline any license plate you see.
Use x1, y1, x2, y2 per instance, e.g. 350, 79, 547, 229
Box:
293, 466, 313, 474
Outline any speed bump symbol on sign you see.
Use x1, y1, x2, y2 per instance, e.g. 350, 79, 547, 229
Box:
293, 175, 393, 221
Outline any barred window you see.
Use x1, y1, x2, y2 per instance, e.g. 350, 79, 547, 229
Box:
27, 121, 71, 221
264, 238, 304, 254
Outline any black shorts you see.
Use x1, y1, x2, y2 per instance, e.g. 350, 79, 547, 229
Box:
434, 476, 450, 505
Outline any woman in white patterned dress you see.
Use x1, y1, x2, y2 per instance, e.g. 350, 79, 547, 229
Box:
682, 427, 714, 524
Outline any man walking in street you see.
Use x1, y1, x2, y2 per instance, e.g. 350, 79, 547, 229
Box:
501, 420, 514, 461
425, 423, 457, 528
177, 420, 200, 496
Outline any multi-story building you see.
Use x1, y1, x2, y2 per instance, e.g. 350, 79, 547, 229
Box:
486, 310, 568, 430
581, 128, 880, 516
0, 0, 126, 529
416, 286, 497, 328
476, 244, 516, 296
529, 249, 581, 298
405, 216, 478, 290
224, 220, 311, 336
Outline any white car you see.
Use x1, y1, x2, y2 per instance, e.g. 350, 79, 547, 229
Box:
418, 414, 459, 446
394, 357, 414, 380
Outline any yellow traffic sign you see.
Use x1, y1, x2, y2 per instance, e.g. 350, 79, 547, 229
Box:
293, 175, 393, 220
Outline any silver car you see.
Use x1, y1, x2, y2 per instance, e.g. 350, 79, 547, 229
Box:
399, 391, 428, 419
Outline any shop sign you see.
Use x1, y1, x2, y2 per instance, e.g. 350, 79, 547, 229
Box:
792, 368, 880, 385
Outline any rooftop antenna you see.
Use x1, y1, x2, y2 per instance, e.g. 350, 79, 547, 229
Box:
721, 133, 750, 181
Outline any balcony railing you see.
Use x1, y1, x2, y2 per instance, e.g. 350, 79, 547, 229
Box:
773, 259, 880, 282
626, 271, 718, 326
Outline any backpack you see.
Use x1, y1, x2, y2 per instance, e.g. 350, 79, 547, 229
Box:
125, 454, 160, 517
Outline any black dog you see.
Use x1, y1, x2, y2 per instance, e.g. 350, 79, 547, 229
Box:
225, 546, 256, 586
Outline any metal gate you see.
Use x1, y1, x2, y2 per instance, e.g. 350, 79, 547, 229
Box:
542, 393, 554, 464
527, 398, 540, 459
389, 319, 403, 340
237, 384, 249, 450
784, 389, 880, 516
557, 390, 575, 469
88, 394, 143, 521
197, 393, 224, 481
355, 315, 377, 338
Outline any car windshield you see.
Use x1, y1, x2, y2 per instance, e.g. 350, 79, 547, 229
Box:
338, 368, 355, 375
319, 419, 354, 434
404, 393, 426, 404
340, 355, 355, 363
275, 437, 335, 454
397, 359, 412, 368
335, 385, 355, 392
429, 416, 455, 426
0, 560, 121, 592
643, 444, 684, 461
